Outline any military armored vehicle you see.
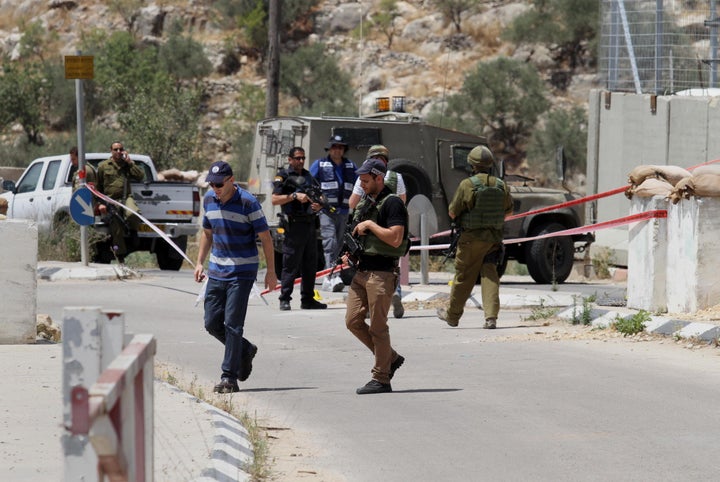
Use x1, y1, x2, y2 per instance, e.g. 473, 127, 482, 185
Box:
247, 101, 592, 284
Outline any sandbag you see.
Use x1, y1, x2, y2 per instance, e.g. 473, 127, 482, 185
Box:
628, 164, 691, 186
689, 164, 720, 177
669, 176, 694, 204
691, 173, 720, 197
632, 177, 673, 198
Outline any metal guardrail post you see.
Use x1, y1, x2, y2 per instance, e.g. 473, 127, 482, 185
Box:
420, 212, 429, 284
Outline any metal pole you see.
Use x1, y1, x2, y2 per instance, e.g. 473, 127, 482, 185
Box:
420, 212, 429, 284
76, 76, 88, 266
711, 0, 718, 87
655, 0, 663, 94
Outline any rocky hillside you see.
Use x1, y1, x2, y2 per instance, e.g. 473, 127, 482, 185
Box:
0, 0, 599, 170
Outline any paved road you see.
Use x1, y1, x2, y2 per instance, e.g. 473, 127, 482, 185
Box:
38, 272, 720, 481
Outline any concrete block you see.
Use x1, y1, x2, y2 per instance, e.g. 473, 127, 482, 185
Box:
0, 220, 38, 344
666, 197, 720, 312
627, 196, 668, 312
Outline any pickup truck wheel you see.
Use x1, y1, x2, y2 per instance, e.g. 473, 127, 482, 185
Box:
156, 236, 187, 271
525, 223, 573, 284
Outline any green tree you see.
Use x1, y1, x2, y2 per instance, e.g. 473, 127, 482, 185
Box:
435, 57, 550, 161
158, 21, 213, 84
81, 30, 163, 112
0, 60, 47, 145
526, 105, 587, 183
119, 78, 204, 171
432, 0, 479, 33
223, 83, 267, 181
504, 0, 598, 71
371, 0, 400, 48
279, 43, 355, 116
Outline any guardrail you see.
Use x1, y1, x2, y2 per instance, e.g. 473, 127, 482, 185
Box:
62, 307, 156, 481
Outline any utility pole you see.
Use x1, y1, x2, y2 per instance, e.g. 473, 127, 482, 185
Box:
266, 0, 280, 117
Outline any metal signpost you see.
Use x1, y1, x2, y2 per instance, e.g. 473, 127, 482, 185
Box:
65, 54, 93, 265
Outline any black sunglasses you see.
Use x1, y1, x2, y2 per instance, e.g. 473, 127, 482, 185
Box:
210, 181, 226, 188
113, 147, 124, 151
292, 156, 306, 161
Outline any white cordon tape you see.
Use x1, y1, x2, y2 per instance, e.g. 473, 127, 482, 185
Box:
409, 210, 667, 252
86, 184, 193, 267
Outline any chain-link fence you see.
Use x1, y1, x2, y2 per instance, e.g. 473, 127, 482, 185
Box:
600, 0, 720, 94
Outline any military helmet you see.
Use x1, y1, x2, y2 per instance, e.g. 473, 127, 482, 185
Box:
366, 145, 389, 161
468, 145, 494, 168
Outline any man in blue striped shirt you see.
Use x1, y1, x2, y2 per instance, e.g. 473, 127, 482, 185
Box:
194, 161, 277, 393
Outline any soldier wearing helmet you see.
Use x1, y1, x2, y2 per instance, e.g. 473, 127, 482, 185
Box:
348, 144, 407, 317
309, 135, 359, 291
437, 145, 513, 329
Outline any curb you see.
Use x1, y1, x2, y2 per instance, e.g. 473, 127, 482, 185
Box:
556, 306, 720, 344
160, 383, 253, 482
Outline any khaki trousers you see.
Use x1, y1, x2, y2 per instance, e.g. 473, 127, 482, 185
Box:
345, 270, 399, 384
447, 233, 501, 324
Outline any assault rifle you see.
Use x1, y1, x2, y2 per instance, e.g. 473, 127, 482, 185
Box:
442, 223, 461, 264
283, 175, 336, 214
328, 196, 376, 280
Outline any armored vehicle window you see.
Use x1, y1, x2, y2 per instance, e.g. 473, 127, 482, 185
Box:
332, 127, 381, 149
451, 145, 473, 171
260, 128, 294, 164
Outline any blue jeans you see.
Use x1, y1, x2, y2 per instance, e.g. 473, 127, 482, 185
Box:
204, 277, 255, 381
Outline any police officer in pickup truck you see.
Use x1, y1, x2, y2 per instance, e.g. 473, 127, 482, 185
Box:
96, 141, 145, 263
271, 147, 327, 311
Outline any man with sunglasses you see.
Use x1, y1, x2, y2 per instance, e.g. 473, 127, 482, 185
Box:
96, 141, 144, 263
271, 147, 327, 311
195, 161, 277, 393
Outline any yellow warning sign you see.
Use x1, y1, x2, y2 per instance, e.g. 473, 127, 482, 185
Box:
64, 56, 94, 80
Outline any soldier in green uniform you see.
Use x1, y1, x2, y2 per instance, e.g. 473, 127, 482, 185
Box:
69, 146, 97, 191
437, 146, 513, 329
96, 141, 144, 262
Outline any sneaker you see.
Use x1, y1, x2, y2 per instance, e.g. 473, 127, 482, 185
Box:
484, 317, 497, 329
238, 343, 258, 382
436, 307, 458, 327
331, 276, 345, 292
321, 277, 333, 292
391, 293, 405, 318
301, 299, 327, 310
213, 377, 239, 393
279, 300, 291, 311
389, 354, 405, 380
356, 379, 392, 395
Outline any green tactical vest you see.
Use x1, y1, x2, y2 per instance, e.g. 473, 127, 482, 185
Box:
459, 174, 506, 230
354, 192, 409, 258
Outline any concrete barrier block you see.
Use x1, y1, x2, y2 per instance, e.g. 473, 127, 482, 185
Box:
0, 220, 38, 344
666, 197, 720, 312
627, 196, 668, 311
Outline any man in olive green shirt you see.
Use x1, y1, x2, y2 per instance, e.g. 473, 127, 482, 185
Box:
96, 141, 144, 262
437, 146, 513, 329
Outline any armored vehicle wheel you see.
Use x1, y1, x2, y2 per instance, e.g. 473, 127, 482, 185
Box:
525, 223, 573, 284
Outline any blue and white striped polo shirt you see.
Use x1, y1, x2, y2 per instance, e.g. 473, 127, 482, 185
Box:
202, 185, 269, 280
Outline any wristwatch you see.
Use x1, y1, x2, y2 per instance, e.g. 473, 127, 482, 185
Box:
292, 192, 297, 201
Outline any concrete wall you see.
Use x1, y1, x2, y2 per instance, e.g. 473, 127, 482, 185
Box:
0, 220, 38, 344
587, 91, 720, 266
627, 196, 668, 312
666, 197, 720, 313
628, 196, 720, 313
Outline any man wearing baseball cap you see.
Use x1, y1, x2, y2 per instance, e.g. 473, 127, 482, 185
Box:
343, 158, 408, 394
348, 145, 407, 318
195, 161, 277, 393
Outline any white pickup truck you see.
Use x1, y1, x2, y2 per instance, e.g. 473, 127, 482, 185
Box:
0, 152, 200, 270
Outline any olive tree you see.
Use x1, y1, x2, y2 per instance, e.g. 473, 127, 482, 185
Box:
434, 57, 550, 162
280, 43, 355, 116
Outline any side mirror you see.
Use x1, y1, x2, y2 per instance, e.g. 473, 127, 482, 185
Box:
2, 179, 16, 193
